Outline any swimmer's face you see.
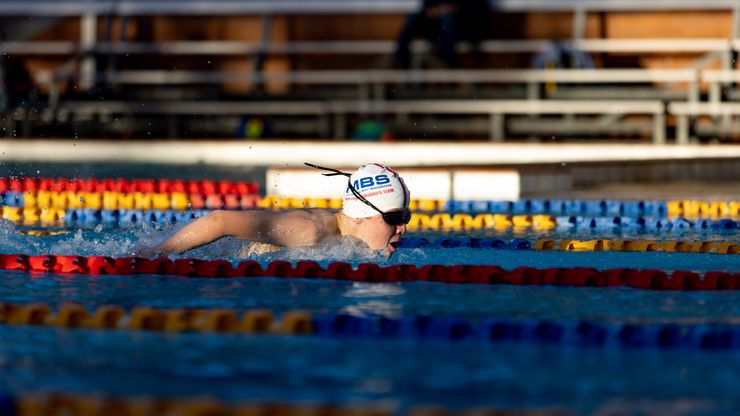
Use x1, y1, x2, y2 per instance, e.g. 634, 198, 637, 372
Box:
355, 212, 407, 256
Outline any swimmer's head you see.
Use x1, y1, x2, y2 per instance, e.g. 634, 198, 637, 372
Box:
341, 164, 410, 256
305, 162, 411, 256
342, 163, 410, 220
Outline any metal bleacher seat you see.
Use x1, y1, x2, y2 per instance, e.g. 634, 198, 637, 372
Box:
666, 67, 740, 143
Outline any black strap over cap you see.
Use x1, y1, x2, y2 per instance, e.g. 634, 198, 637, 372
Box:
304, 162, 352, 178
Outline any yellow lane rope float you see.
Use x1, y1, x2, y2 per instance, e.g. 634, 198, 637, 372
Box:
534, 239, 740, 254
667, 200, 740, 217
0, 302, 312, 334
7, 193, 740, 218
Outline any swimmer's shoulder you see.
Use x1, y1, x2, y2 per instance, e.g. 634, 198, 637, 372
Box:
281, 208, 338, 223
299, 209, 341, 239
269, 209, 339, 246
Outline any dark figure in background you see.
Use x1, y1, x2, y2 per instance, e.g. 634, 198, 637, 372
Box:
394, 0, 491, 68
2, 58, 35, 108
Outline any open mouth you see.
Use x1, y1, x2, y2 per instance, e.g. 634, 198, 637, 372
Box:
389, 241, 398, 250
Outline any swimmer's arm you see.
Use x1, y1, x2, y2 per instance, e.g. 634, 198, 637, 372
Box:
154, 210, 268, 255
153, 210, 318, 255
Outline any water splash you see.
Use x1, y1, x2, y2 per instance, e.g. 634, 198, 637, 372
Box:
0, 220, 169, 258
255, 236, 378, 263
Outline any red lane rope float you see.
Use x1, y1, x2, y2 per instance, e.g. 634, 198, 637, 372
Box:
0, 254, 738, 291
15, 393, 395, 416
0, 178, 259, 195
12, 392, 566, 416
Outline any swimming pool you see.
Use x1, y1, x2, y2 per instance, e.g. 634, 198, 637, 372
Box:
0, 176, 738, 415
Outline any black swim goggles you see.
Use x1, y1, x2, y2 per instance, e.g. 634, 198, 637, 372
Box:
305, 163, 412, 226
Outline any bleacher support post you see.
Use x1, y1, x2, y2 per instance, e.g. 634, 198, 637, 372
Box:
80, 12, 97, 91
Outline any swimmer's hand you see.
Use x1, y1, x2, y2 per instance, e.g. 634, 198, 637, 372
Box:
134, 245, 164, 258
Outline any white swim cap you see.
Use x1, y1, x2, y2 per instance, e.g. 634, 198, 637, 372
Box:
343, 164, 410, 218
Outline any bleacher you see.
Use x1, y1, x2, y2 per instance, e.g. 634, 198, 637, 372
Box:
2, 0, 740, 142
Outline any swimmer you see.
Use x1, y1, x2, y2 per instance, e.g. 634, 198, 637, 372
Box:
140, 163, 411, 258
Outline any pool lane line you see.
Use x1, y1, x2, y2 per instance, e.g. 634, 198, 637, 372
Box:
0, 303, 310, 334
260, 197, 740, 219
399, 237, 740, 254
3, 190, 740, 219
406, 214, 740, 231
0, 255, 737, 290
0, 177, 259, 195
3, 301, 740, 351
3, 191, 261, 211
2, 206, 739, 231
11, 391, 569, 416
11, 392, 395, 416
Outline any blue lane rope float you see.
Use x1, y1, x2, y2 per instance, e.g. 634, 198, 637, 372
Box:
63, 209, 211, 228
3, 206, 738, 232
312, 314, 740, 350
258, 197, 739, 218
399, 237, 739, 254
4, 189, 740, 219
442, 199, 671, 217
554, 216, 738, 230
66, 210, 735, 231
400, 237, 533, 250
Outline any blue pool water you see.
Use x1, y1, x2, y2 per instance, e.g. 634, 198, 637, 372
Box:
0, 158, 737, 413
3, 324, 740, 415
0, 214, 738, 414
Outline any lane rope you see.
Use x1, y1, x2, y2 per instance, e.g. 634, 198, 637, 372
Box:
0, 178, 259, 195
399, 237, 740, 254
3, 185, 739, 218
0, 254, 737, 290
2, 192, 262, 210
3, 206, 738, 232
11, 393, 392, 416
2, 301, 740, 350
10, 392, 566, 416
260, 196, 740, 218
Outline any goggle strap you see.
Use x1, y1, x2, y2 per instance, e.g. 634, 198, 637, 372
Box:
304, 162, 351, 178
348, 181, 385, 216
306, 162, 384, 214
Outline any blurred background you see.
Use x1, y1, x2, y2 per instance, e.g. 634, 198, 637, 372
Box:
1, 0, 740, 141
1, 0, 740, 201
0, 3, 739, 416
